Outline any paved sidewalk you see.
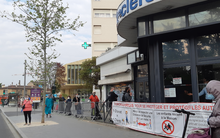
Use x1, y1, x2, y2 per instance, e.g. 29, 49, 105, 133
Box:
0, 106, 163, 138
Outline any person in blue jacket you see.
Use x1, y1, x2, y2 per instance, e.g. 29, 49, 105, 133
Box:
45, 94, 53, 118
199, 79, 214, 102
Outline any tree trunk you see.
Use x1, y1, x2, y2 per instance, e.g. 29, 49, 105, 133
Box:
41, 0, 48, 124
99, 85, 102, 101
41, 47, 46, 123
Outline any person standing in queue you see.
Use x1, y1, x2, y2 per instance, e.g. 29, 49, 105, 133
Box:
45, 94, 53, 118
73, 94, 81, 116
104, 87, 118, 108
22, 95, 33, 126
206, 80, 220, 138
124, 87, 132, 102
89, 92, 100, 117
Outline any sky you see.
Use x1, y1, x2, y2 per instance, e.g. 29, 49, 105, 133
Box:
0, 0, 92, 86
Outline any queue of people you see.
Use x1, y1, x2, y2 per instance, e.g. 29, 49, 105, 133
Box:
18, 86, 132, 125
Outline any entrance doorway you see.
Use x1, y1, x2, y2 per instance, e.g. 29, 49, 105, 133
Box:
136, 80, 149, 102
134, 64, 149, 102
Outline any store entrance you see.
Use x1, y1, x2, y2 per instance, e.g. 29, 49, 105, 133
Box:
135, 80, 149, 102
134, 64, 149, 102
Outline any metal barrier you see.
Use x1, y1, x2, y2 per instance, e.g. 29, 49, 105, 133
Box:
58, 101, 65, 113
51, 101, 113, 124
93, 102, 113, 123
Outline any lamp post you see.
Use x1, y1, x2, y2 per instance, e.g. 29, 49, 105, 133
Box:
23, 60, 27, 96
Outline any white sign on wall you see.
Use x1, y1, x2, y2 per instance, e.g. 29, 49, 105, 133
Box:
173, 77, 182, 85
164, 88, 176, 98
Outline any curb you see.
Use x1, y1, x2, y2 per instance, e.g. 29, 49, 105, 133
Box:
81, 119, 128, 130
0, 108, 28, 138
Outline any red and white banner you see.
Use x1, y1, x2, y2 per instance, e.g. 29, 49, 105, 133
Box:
111, 102, 214, 138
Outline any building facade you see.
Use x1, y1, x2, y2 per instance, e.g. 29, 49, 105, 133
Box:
97, 46, 137, 101
60, 58, 91, 101
117, 0, 220, 103
91, 0, 123, 57
0, 82, 42, 96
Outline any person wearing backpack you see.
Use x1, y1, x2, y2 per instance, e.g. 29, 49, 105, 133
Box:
105, 87, 118, 108
123, 87, 132, 102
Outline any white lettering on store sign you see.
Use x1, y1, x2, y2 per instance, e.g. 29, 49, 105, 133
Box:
117, 0, 161, 24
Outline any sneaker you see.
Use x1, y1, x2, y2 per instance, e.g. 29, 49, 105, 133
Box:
50, 115, 52, 118
24, 124, 27, 126
28, 123, 31, 126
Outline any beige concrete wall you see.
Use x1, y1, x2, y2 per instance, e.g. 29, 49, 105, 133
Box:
92, 0, 122, 9
91, 0, 123, 57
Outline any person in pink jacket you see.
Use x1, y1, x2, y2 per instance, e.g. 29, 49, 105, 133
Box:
22, 95, 33, 126
206, 80, 220, 138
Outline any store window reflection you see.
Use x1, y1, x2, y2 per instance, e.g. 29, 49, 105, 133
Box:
153, 10, 186, 33
164, 66, 192, 103
162, 39, 190, 62
189, 1, 220, 26
197, 63, 220, 102
137, 64, 148, 78
196, 33, 220, 58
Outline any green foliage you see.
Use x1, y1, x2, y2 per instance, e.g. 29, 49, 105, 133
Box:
79, 57, 102, 100
0, 83, 2, 88
79, 57, 100, 87
62, 93, 68, 99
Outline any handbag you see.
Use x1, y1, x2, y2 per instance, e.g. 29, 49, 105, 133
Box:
187, 128, 211, 138
22, 101, 28, 109
22, 104, 25, 109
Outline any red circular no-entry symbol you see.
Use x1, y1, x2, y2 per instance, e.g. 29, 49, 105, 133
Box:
162, 120, 175, 135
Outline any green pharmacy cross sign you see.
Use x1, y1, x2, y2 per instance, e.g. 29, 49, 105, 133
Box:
82, 42, 91, 49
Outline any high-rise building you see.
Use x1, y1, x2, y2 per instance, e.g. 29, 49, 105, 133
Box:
91, 0, 123, 57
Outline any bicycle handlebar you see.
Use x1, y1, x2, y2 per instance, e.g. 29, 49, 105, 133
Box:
174, 109, 195, 115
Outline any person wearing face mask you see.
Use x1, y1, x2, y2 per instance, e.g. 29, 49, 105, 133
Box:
73, 94, 81, 117
199, 79, 215, 103
104, 87, 118, 108
45, 94, 53, 118
206, 80, 220, 138
65, 96, 72, 115
89, 92, 100, 117
22, 95, 33, 126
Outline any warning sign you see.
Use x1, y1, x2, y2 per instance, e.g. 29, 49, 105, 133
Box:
154, 111, 184, 137
162, 120, 174, 135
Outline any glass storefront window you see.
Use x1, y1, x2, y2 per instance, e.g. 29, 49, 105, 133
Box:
136, 51, 144, 61
162, 39, 190, 62
67, 65, 71, 84
75, 65, 78, 84
79, 66, 81, 84
153, 10, 186, 33
71, 65, 74, 84
135, 81, 149, 102
128, 52, 136, 64
138, 21, 145, 36
137, 64, 148, 78
189, 1, 220, 26
164, 66, 192, 103
197, 63, 220, 102
196, 33, 220, 58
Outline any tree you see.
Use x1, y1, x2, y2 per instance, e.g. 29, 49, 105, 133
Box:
0, 83, 2, 88
1, 0, 85, 123
79, 57, 102, 101
54, 63, 66, 92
